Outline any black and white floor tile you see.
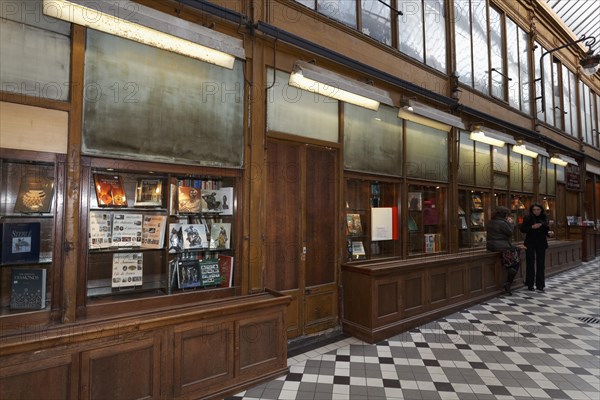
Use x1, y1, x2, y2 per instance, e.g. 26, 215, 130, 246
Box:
227, 260, 600, 400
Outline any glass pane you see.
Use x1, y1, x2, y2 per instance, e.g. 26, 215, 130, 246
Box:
553, 60, 563, 129
494, 173, 508, 190
523, 157, 535, 192
493, 145, 508, 172
534, 42, 543, 118
458, 130, 475, 185
539, 157, 547, 194
361, 0, 392, 45
83, 30, 244, 167
584, 85, 593, 144
267, 69, 339, 142
569, 71, 579, 136
344, 104, 402, 176
547, 162, 556, 195
317, 0, 357, 28
408, 185, 447, 254
543, 51, 554, 125
0, 17, 70, 101
472, 0, 489, 95
489, 7, 504, 99
506, 18, 520, 108
556, 165, 565, 182
424, 0, 446, 73
454, 0, 473, 86
405, 122, 448, 182
518, 26, 530, 114
475, 141, 491, 187
458, 189, 487, 249
509, 150, 522, 191
295, 0, 316, 8
562, 65, 572, 135
398, 0, 424, 63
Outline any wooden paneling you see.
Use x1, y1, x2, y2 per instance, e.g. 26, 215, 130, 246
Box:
377, 282, 399, 317
430, 271, 447, 304
81, 336, 160, 400
173, 322, 232, 396
0, 293, 291, 400
342, 243, 582, 343
0, 355, 76, 400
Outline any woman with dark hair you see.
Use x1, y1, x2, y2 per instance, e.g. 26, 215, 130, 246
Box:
520, 203, 554, 292
486, 206, 519, 295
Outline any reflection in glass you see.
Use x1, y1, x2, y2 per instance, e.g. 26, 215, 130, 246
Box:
472, 0, 489, 94
424, 0, 446, 73
398, 0, 424, 62
361, 0, 392, 45
518, 27, 531, 114
458, 131, 475, 185
454, 0, 473, 86
509, 150, 522, 191
405, 122, 448, 182
493, 146, 508, 172
475, 142, 491, 186
489, 7, 504, 99
317, 0, 357, 28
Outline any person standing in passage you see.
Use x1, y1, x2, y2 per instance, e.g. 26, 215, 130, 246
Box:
520, 203, 554, 292
486, 206, 519, 295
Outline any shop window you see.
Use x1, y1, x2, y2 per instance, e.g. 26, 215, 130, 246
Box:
344, 104, 402, 176
458, 190, 488, 249
345, 178, 399, 261
408, 185, 447, 255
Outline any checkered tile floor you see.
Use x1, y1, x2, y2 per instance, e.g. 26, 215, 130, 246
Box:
227, 260, 600, 400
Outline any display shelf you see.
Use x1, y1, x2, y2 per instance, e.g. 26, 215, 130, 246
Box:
84, 161, 238, 304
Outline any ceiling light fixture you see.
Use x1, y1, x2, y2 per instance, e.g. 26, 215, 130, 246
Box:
550, 154, 578, 166
469, 125, 516, 147
397, 99, 465, 131
43, 0, 245, 69
512, 140, 549, 159
288, 61, 393, 111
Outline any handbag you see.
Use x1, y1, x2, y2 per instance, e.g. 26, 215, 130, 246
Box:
501, 247, 520, 268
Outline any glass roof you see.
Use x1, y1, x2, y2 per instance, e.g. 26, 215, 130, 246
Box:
545, 0, 600, 49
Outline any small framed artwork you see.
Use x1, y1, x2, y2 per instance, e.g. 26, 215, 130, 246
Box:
134, 178, 163, 207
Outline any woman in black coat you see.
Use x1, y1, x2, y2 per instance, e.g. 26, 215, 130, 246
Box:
486, 206, 518, 294
519, 203, 554, 292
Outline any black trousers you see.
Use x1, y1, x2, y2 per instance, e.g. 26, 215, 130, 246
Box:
525, 246, 546, 289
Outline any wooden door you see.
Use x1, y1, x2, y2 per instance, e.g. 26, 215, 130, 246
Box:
265, 139, 338, 339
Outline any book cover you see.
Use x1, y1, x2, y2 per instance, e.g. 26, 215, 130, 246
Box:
210, 223, 231, 250
471, 212, 485, 227
408, 192, 422, 211
93, 173, 127, 207
351, 241, 366, 259
423, 199, 438, 225
199, 258, 221, 287
458, 215, 468, 230
178, 186, 202, 213
10, 268, 47, 309
424, 233, 440, 253
471, 194, 483, 209
471, 231, 486, 246
200, 189, 224, 213
168, 223, 184, 253
218, 254, 234, 288
346, 213, 363, 236
168, 180, 179, 215
177, 256, 202, 289
1, 222, 41, 265
13, 176, 54, 213
89, 211, 113, 249
112, 252, 143, 287
141, 215, 167, 249
183, 223, 209, 249
211, 187, 234, 215
111, 213, 143, 247
134, 178, 163, 207
371, 207, 394, 241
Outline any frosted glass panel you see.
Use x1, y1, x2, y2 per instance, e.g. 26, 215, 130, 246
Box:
406, 122, 448, 182
523, 157, 535, 192
539, 158, 547, 194
83, 30, 244, 167
0, 0, 70, 34
458, 131, 474, 185
344, 104, 402, 176
510, 151, 522, 191
0, 17, 70, 101
267, 69, 338, 142
493, 146, 508, 172
475, 141, 491, 186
